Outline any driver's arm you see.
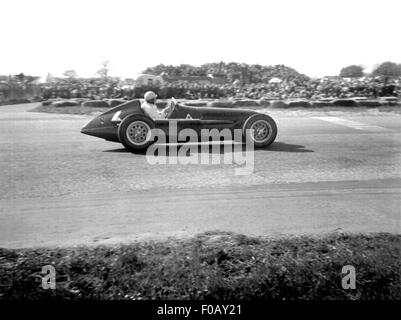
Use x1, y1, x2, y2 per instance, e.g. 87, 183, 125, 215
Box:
161, 100, 176, 118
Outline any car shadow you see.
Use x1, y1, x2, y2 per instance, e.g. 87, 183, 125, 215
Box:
103, 148, 133, 153
261, 142, 314, 153
103, 141, 313, 155
103, 148, 148, 155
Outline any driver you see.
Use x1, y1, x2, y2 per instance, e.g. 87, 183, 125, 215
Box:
141, 91, 174, 120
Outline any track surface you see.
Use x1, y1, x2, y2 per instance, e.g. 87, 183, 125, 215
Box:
0, 103, 400, 248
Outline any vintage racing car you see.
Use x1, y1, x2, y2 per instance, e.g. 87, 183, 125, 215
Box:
80, 98, 278, 151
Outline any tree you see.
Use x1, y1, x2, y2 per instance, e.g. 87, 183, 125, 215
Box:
14, 73, 25, 82
339, 65, 364, 78
371, 61, 401, 77
96, 60, 110, 79
63, 70, 77, 78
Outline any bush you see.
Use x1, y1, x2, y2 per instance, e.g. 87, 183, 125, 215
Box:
82, 100, 110, 108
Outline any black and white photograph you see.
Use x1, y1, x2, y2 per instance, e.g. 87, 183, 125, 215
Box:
0, 0, 400, 311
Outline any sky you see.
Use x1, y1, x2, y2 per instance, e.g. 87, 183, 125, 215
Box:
1, 0, 400, 79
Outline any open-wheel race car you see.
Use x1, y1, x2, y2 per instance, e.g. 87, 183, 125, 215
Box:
80, 98, 278, 151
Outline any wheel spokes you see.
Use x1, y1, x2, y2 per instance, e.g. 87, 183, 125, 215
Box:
250, 120, 271, 142
127, 121, 150, 144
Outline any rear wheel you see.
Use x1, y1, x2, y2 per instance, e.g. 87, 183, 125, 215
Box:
243, 114, 277, 148
118, 114, 155, 151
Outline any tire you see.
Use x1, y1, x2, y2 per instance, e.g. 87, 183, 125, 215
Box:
118, 114, 155, 151
242, 114, 277, 148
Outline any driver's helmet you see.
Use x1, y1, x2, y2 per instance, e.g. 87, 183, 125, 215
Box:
144, 91, 157, 103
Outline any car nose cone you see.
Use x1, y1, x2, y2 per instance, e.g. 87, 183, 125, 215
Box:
80, 117, 102, 136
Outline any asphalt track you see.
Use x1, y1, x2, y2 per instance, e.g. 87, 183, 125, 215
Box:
0, 103, 400, 248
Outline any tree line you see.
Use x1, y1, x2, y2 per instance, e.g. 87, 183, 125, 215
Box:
339, 62, 401, 78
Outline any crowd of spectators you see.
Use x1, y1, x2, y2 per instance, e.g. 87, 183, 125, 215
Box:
3, 63, 400, 103
39, 76, 400, 101
40, 78, 122, 100
162, 76, 400, 100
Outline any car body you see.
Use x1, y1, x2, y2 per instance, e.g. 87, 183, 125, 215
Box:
81, 98, 277, 151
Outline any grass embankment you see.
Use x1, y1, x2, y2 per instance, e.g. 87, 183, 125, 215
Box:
0, 231, 399, 300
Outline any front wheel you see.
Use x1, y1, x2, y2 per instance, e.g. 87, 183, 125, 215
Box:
118, 114, 155, 151
242, 114, 277, 148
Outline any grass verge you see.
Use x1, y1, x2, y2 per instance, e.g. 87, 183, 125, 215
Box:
0, 231, 399, 300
